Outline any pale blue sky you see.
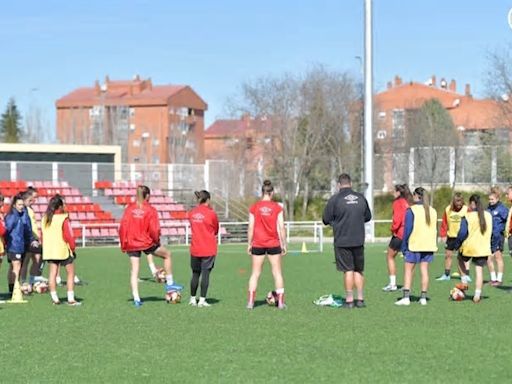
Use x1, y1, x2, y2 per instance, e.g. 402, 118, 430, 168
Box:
1, 0, 511, 141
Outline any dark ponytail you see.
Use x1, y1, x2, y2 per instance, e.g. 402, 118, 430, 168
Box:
45, 194, 64, 227
414, 187, 431, 226
9, 193, 24, 215
395, 184, 412, 204
469, 194, 487, 234
262, 180, 274, 195
194, 190, 211, 204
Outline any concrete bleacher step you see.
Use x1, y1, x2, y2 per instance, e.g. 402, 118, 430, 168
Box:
90, 195, 125, 220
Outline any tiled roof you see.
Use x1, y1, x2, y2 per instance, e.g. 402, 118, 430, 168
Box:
205, 117, 271, 137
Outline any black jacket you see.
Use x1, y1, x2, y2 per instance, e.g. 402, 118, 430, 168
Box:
322, 187, 372, 247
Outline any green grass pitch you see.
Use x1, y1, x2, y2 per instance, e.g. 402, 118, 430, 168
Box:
1, 243, 512, 383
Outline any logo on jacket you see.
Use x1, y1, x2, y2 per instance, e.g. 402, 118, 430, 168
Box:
132, 208, 145, 219
260, 207, 272, 215
192, 213, 205, 222
344, 194, 359, 204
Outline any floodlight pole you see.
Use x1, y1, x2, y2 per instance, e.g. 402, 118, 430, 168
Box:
364, 0, 375, 241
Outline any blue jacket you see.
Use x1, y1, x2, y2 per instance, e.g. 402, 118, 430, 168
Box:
487, 202, 508, 239
4, 208, 33, 254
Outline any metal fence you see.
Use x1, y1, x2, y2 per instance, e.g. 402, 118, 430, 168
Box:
75, 221, 325, 250
375, 144, 512, 190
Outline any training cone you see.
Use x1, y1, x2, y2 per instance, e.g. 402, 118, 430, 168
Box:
8, 280, 28, 304
301, 242, 308, 253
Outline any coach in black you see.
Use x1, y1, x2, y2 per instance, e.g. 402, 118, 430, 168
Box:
322, 173, 372, 309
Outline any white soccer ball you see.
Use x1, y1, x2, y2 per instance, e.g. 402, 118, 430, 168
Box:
165, 290, 181, 304
33, 281, 49, 294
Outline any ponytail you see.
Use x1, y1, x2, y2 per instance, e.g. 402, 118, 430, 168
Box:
469, 194, 487, 234
262, 180, 274, 195
194, 190, 211, 204
414, 187, 431, 226
45, 194, 64, 227
136, 185, 151, 208
395, 184, 413, 204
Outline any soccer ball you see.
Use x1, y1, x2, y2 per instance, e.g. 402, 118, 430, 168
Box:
33, 281, 49, 294
450, 287, 465, 301
154, 268, 166, 284
20, 283, 33, 295
266, 291, 278, 306
165, 290, 181, 304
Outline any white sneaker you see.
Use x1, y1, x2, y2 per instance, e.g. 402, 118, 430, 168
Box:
198, 300, 211, 308
189, 297, 197, 306
419, 298, 428, 306
395, 297, 411, 306
382, 284, 398, 292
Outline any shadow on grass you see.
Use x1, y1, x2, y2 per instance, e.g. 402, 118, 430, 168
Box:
495, 285, 512, 292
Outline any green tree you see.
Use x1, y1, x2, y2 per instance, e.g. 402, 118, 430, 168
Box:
0, 98, 23, 143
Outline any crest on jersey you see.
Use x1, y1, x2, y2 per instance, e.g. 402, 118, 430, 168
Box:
344, 194, 359, 204
260, 206, 272, 215
192, 213, 205, 221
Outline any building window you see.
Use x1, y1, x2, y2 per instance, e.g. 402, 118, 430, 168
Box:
392, 109, 405, 142
377, 130, 387, 139
133, 139, 140, 147
130, 124, 136, 131
129, 108, 135, 117
153, 139, 160, 146
152, 156, 160, 164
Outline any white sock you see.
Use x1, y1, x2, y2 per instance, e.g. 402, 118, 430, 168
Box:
275, 288, 284, 294
461, 275, 470, 284
74, 275, 81, 283
148, 263, 157, 275
474, 289, 481, 298
50, 291, 59, 302
390, 275, 396, 286
56, 275, 62, 284
165, 274, 174, 285
199, 297, 206, 303
67, 291, 75, 302
133, 291, 141, 302
497, 273, 503, 282
490, 272, 497, 281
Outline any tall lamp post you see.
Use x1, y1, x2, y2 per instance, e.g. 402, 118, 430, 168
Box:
364, 0, 374, 240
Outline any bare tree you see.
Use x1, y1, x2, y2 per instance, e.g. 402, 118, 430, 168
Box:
406, 99, 458, 204
227, 67, 360, 220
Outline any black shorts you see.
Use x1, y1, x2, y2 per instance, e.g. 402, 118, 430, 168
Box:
7, 252, 25, 263
334, 246, 364, 273
491, 236, 505, 253
445, 237, 458, 251
127, 243, 160, 258
48, 256, 75, 266
251, 246, 282, 256
458, 255, 488, 267
28, 243, 43, 254
191, 256, 215, 272
388, 236, 402, 252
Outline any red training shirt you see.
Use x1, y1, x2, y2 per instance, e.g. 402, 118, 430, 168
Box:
390, 197, 409, 239
188, 204, 219, 257
249, 200, 283, 248
119, 201, 160, 252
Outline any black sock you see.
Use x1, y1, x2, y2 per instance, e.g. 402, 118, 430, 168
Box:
444, 269, 450, 276
190, 271, 200, 297
421, 291, 427, 299
403, 289, 410, 298
8, 284, 14, 293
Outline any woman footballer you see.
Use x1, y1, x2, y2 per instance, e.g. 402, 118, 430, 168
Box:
246, 180, 287, 309
41, 195, 80, 306
188, 190, 219, 307
383, 184, 411, 292
395, 187, 437, 306
119, 185, 182, 307
486, 187, 508, 286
